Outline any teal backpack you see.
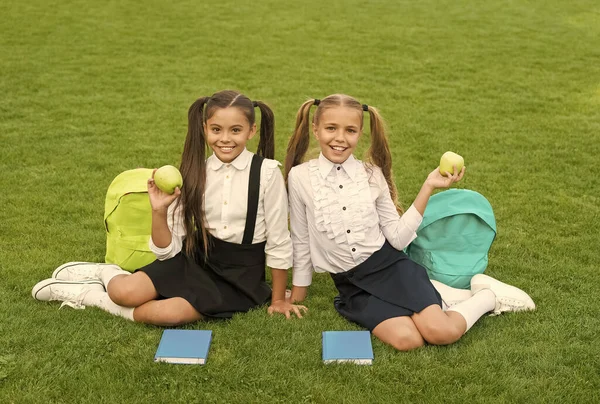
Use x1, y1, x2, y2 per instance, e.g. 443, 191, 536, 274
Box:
405, 189, 497, 289
104, 168, 156, 272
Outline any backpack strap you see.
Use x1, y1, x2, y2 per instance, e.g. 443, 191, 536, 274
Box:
242, 154, 264, 245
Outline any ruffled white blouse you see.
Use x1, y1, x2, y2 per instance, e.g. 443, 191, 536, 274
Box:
288, 153, 423, 286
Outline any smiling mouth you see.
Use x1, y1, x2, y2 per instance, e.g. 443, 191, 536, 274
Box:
219, 146, 235, 152
330, 145, 347, 152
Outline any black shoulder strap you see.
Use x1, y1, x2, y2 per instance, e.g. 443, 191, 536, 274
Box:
242, 154, 264, 244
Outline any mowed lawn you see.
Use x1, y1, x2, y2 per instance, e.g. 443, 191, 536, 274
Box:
1, 0, 599, 403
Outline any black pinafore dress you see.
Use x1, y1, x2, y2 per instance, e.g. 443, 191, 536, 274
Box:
139, 155, 271, 318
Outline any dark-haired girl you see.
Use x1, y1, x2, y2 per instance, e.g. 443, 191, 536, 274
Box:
33, 90, 306, 325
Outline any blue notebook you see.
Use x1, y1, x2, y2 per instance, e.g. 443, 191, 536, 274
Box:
154, 330, 212, 365
322, 331, 374, 365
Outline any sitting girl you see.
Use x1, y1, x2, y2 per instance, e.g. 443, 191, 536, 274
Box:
33, 90, 306, 325
285, 94, 534, 350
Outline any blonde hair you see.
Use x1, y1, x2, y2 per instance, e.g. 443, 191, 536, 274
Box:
285, 94, 403, 214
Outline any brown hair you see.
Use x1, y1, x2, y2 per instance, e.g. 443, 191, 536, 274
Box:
284, 94, 403, 214
178, 90, 276, 259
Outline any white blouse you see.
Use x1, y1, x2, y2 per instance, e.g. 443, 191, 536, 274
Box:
288, 153, 423, 287
149, 148, 293, 270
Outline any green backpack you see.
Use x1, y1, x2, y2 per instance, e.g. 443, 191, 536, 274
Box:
104, 168, 156, 272
405, 189, 497, 289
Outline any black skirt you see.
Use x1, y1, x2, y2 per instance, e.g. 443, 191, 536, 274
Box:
138, 235, 271, 319
331, 241, 442, 331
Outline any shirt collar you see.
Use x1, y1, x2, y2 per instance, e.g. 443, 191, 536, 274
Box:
318, 152, 358, 180
207, 148, 252, 171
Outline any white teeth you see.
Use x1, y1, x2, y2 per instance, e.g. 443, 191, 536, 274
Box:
220, 147, 234, 151
331, 146, 346, 151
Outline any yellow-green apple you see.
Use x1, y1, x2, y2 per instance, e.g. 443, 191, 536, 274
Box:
439, 152, 464, 176
154, 165, 183, 194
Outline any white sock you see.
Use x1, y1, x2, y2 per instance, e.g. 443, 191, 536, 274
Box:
100, 266, 131, 288
430, 280, 472, 309
81, 290, 135, 321
446, 289, 496, 333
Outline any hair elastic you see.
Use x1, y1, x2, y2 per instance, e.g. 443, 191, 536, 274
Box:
314, 99, 321, 106
362, 104, 369, 112
252, 101, 258, 107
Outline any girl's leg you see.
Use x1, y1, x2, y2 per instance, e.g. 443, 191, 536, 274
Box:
429, 280, 472, 309
372, 316, 426, 351
106, 271, 159, 307
411, 289, 497, 345
371, 276, 536, 349
78, 272, 159, 321
46, 262, 205, 325
132, 297, 203, 326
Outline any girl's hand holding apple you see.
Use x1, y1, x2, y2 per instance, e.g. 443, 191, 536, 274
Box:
426, 164, 466, 190
148, 167, 182, 212
423, 151, 466, 190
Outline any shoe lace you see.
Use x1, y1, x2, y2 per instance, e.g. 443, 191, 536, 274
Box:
492, 297, 526, 314
68, 264, 103, 280
59, 288, 91, 310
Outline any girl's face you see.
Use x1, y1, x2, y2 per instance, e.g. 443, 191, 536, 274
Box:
205, 107, 256, 163
313, 106, 362, 164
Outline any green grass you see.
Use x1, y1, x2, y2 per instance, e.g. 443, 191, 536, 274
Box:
1, 0, 599, 402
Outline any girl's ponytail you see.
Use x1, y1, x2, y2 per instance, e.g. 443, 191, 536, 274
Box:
365, 106, 404, 214
179, 97, 211, 258
254, 100, 275, 160
284, 99, 318, 181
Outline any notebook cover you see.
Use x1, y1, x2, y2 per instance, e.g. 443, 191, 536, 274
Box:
322, 331, 374, 365
154, 329, 212, 365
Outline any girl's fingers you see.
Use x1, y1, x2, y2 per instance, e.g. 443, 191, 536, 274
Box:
293, 306, 303, 318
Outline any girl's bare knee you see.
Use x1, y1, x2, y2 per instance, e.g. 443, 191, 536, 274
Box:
383, 328, 425, 351
107, 281, 135, 306
163, 313, 191, 326
421, 323, 462, 346
393, 333, 425, 351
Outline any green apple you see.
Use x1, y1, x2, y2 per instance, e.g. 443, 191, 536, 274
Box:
154, 165, 183, 194
439, 151, 464, 176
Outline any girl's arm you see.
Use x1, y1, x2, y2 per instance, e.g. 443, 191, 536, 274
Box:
270, 269, 288, 303
268, 268, 307, 318
151, 208, 173, 248
148, 170, 184, 260
288, 285, 308, 303
377, 165, 465, 251
413, 166, 466, 215
288, 167, 313, 302
263, 164, 307, 318
262, 163, 293, 273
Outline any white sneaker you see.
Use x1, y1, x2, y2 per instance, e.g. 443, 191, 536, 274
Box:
52, 262, 119, 282
471, 274, 536, 315
32, 278, 104, 307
